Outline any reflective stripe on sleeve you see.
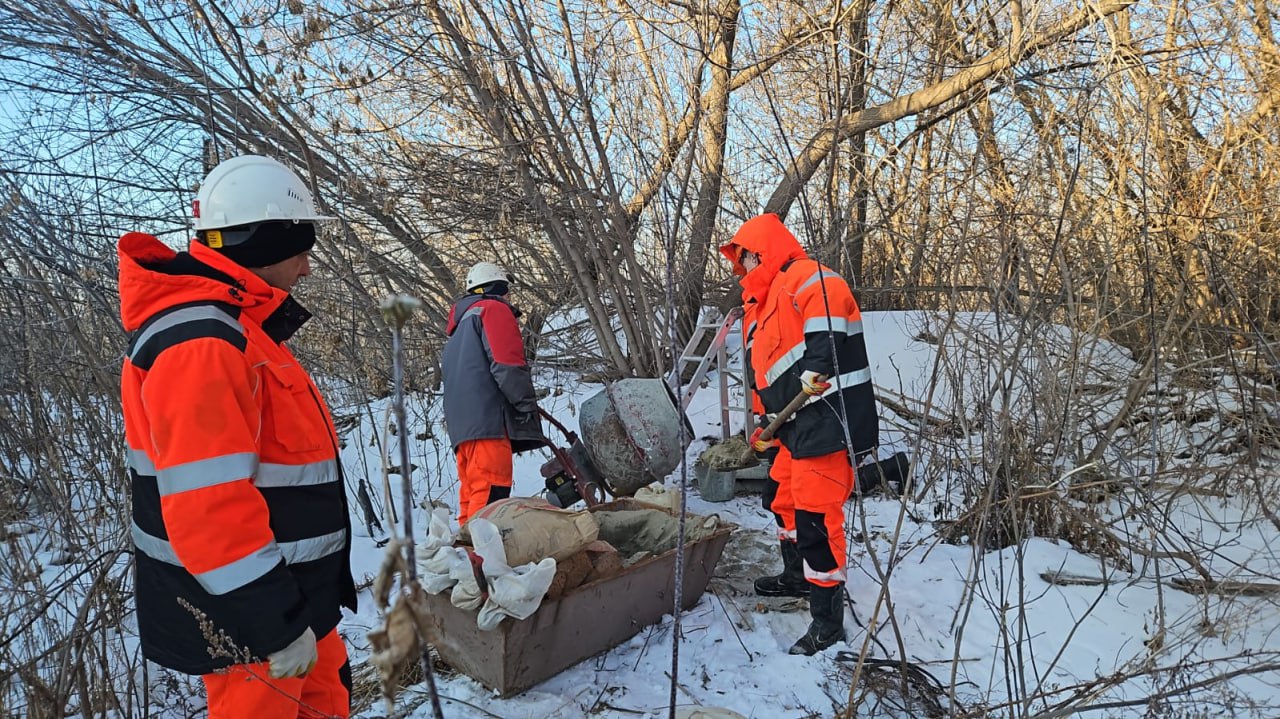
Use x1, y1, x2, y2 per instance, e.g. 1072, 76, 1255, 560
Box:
795, 268, 842, 296
155, 452, 258, 496
819, 368, 873, 397
131, 522, 344, 595
765, 349, 872, 394
803, 316, 861, 336
194, 541, 284, 595
131, 522, 283, 595
127, 448, 157, 476
256, 459, 339, 488
129, 305, 243, 360
133, 523, 344, 572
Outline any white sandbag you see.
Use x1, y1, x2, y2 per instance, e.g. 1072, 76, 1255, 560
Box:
468, 518, 508, 567
477, 558, 557, 631
449, 559, 485, 611
417, 507, 469, 594
470, 519, 556, 630
418, 546, 469, 594
447, 536, 486, 611
421, 507, 454, 552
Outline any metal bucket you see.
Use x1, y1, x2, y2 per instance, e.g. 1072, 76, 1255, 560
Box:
697, 466, 738, 502
578, 378, 693, 496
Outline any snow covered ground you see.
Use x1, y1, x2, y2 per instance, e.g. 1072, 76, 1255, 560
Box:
7, 309, 1280, 718
329, 311, 1280, 718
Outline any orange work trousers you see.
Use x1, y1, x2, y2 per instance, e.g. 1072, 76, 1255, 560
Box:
766, 446, 853, 587
456, 437, 514, 524
763, 446, 798, 538
203, 628, 350, 719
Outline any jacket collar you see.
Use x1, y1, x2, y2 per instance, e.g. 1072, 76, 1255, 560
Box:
118, 233, 307, 340
445, 292, 517, 335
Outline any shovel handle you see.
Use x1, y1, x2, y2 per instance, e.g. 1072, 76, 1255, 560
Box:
738, 374, 827, 464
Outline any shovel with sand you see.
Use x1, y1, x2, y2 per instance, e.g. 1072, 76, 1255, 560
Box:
697, 378, 824, 500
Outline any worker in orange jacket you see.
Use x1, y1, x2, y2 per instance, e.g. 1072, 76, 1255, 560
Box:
120, 155, 355, 717
721, 213, 878, 655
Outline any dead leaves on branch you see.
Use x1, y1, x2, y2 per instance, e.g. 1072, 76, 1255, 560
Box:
367, 538, 436, 713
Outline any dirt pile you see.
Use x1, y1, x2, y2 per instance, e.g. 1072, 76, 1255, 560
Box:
700, 436, 752, 470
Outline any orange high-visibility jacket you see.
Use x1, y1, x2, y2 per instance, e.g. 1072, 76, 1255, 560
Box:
721, 214, 878, 459
119, 233, 355, 675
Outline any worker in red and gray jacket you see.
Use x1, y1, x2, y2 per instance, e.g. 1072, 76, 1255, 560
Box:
441, 262, 545, 524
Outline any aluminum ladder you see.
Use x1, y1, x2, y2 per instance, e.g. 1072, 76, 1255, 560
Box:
666, 306, 751, 441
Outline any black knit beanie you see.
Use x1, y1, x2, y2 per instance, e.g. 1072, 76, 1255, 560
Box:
473, 280, 510, 296
204, 221, 317, 268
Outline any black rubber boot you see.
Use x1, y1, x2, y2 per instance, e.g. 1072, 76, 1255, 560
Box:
753, 540, 810, 597
788, 583, 847, 655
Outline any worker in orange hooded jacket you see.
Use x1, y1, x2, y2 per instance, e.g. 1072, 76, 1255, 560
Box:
721, 213, 878, 655
119, 155, 355, 717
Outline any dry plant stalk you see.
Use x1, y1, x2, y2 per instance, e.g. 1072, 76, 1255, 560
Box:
366, 538, 437, 713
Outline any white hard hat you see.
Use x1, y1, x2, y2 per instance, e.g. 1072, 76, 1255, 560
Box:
465, 261, 510, 292
193, 155, 335, 231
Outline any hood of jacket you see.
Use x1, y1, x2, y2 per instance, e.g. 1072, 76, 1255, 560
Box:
719, 213, 808, 304
118, 232, 291, 332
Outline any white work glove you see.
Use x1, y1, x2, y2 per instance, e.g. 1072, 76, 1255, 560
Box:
799, 370, 831, 397
268, 627, 317, 679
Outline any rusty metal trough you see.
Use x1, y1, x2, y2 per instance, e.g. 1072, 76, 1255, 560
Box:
420, 499, 734, 697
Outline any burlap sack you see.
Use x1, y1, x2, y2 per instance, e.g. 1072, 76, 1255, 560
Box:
593, 508, 717, 558
583, 539, 623, 583
546, 550, 593, 600
462, 496, 599, 566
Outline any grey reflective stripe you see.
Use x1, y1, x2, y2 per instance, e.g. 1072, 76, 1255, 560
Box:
803, 563, 847, 583
744, 321, 757, 340
795, 268, 842, 296
816, 368, 873, 399
156, 452, 258, 496
803, 316, 862, 336
132, 522, 282, 595
195, 541, 284, 595
130, 305, 242, 360
460, 306, 484, 323
132, 522, 180, 565
127, 448, 157, 476
256, 459, 339, 488
765, 342, 806, 384
279, 529, 347, 565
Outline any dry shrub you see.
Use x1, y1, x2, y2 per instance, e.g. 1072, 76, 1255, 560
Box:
937, 423, 1131, 571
